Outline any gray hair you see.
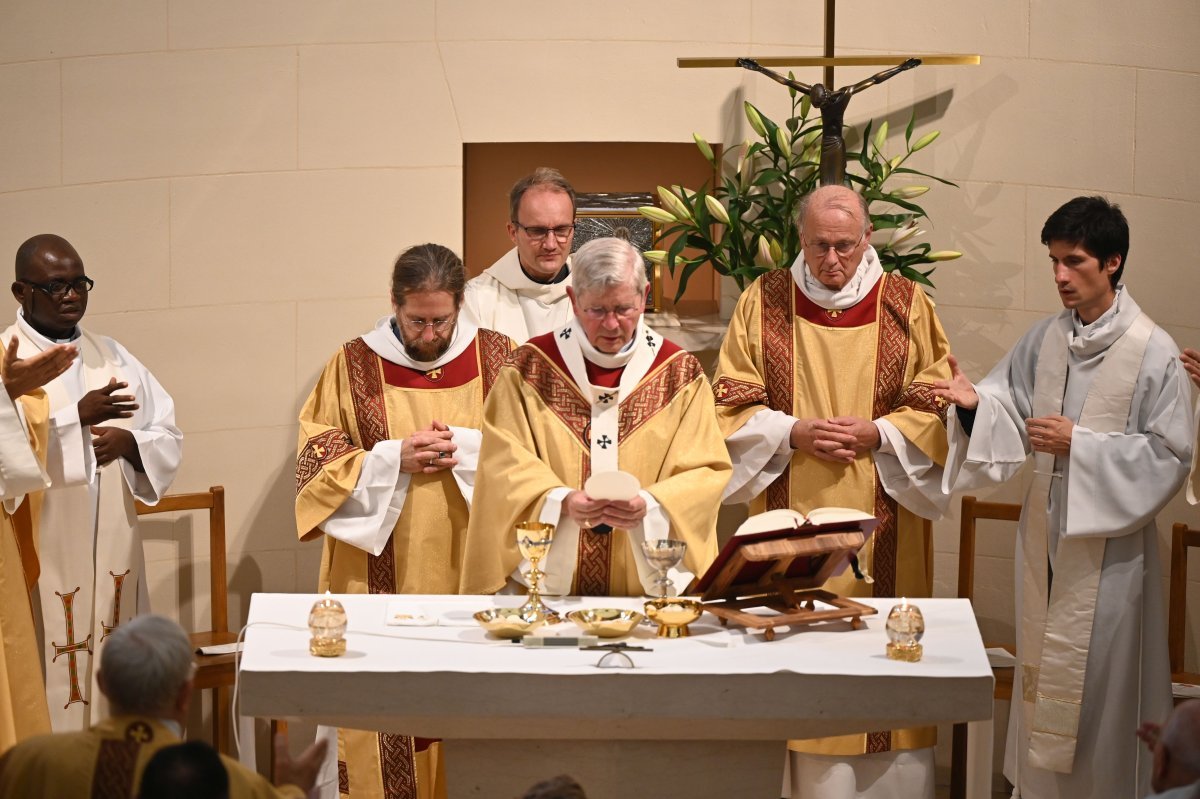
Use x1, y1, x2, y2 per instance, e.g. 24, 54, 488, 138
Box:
100, 615, 194, 716
509, 168, 577, 222
390, 243, 465, 307
570, 237, 647, 297
796, 185, 870, 236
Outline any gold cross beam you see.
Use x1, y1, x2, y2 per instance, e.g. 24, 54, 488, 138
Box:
677, 0, 978, 87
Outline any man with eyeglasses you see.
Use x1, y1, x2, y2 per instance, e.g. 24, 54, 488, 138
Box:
712, 185, 952, 799
296, 243, 516, 799
462, 167, 577, 342
2, 233, 182, 735
934, 196, 1193, 799
460, 237, 730, 597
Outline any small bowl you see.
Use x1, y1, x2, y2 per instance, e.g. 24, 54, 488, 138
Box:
566, 608, 643, 638
643, 598, 703, 638
473, 607, 543, 639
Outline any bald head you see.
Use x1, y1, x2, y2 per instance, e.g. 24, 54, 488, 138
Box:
1157, 699, 1200, 791
15, 234, 79, 282
796, 186, 872, 290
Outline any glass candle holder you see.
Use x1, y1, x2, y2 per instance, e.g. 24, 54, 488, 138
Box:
885, 599, 924, 662
309, 592, 347, 657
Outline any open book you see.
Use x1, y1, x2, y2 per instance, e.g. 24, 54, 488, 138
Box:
733, 506, 875, 537
688, 507, 879, 597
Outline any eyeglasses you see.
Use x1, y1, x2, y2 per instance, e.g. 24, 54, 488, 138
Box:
802, 233, 866, 258
21, 276, 95, 299
580, 305, 642, 321
513, 222, 575, 243
398, 314, 454, 333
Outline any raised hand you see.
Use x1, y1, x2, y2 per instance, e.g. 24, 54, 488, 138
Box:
3, 336, 76, 399
932, 354, 979, 410
1182, 348, 1200, 390
273, 729, 329, 794
77, 377, 137, 426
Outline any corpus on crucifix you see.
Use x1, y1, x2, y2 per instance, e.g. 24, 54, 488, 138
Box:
737, 56, 921, 187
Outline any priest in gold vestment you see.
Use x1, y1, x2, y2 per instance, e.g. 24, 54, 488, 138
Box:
296, 244, 515, 799
460, 237, 730, 598
713, 186, 952, 799
0, 337, 78, 755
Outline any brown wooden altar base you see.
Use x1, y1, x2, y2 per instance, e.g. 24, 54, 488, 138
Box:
687, 522, 879, 642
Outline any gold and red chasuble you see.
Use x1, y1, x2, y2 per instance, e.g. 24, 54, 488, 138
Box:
296, 327, 512, 799
713, 269, 950, 756
459, 330, 732, 599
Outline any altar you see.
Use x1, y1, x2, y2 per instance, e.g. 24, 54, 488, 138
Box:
239, 593, 994, 798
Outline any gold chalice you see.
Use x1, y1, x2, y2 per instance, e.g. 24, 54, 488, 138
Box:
517, 521, 560, 624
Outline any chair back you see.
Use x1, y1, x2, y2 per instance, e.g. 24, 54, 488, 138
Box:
1169, 522, 1200, 676
135, 486, 228, 636
957, 495, 1021, 602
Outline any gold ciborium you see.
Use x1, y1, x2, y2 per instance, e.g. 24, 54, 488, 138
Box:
643, 597, 702, 638
517, 522, 560, 624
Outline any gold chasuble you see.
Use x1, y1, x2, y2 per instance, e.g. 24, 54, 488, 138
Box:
714, 269, 949, 756
296, 328, 514, 799
0, 391, 51, 755
0, 716, 302, 798
460, 330, 731, 597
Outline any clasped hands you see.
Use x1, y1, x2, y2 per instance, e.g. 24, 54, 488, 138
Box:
790, 415, 879, 463
933, 354, 1072, 455
564, 489, 647, 531
400, 420, 458, 474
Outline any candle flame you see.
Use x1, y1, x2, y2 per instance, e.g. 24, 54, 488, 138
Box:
901, 596, 908, 609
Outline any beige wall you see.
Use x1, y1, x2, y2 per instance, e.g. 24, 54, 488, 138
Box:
1, 0, 1198, 748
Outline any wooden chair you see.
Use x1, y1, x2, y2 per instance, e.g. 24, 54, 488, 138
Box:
949, 495, 1021, 799
1169, 522, 1200, 701
136, 486, 238, 753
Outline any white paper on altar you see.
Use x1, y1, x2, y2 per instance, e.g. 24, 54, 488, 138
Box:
241, 593, 992, 681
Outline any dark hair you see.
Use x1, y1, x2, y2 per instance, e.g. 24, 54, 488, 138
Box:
138, 741, 230, 799
390, 243, 465, 307
521, 774, 588, 799
509, 168, 576, 223
1040, 196, 1129, 287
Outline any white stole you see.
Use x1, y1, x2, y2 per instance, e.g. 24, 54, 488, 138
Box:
539, 317, 679, 594
11, 323, 143, 731
1021, 310, 1154, 773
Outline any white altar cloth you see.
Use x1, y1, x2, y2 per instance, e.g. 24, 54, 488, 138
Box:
239, 593, 994, 797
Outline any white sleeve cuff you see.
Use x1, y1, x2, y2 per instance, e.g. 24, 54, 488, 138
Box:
446, 426, 482, 507
322, 440, 409, 556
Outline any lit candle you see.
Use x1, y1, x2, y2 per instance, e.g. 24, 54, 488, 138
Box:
308, 591, 348, 657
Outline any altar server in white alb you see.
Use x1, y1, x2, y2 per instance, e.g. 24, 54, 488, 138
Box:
462, 167, 576, 342
934, 197, 1194, 798
1182, 346, 1200, 503
4, 234, 182, 732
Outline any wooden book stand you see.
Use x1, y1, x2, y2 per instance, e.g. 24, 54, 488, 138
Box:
687, 517, 879, 641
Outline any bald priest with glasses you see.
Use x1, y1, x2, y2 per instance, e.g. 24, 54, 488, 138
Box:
296, 243, 516, 799
460, 237, 731, 598
713, 185, 953, 799
3, 234, 182, 735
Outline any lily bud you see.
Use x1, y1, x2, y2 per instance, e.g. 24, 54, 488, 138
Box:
642, 250, 668, 264
893, 186, 930, 199
774, 127, 793, 160
754, 235, 776, 268
926, 250, 962, 261
872, 121, 888, 154
911, 130, 940, 152
656, 186, 692, 222
768, 237, 784, 265
744, 101, 768, 137
639, 206, 678, 224
704, 195, 731, 225
693, 133, 715, 165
